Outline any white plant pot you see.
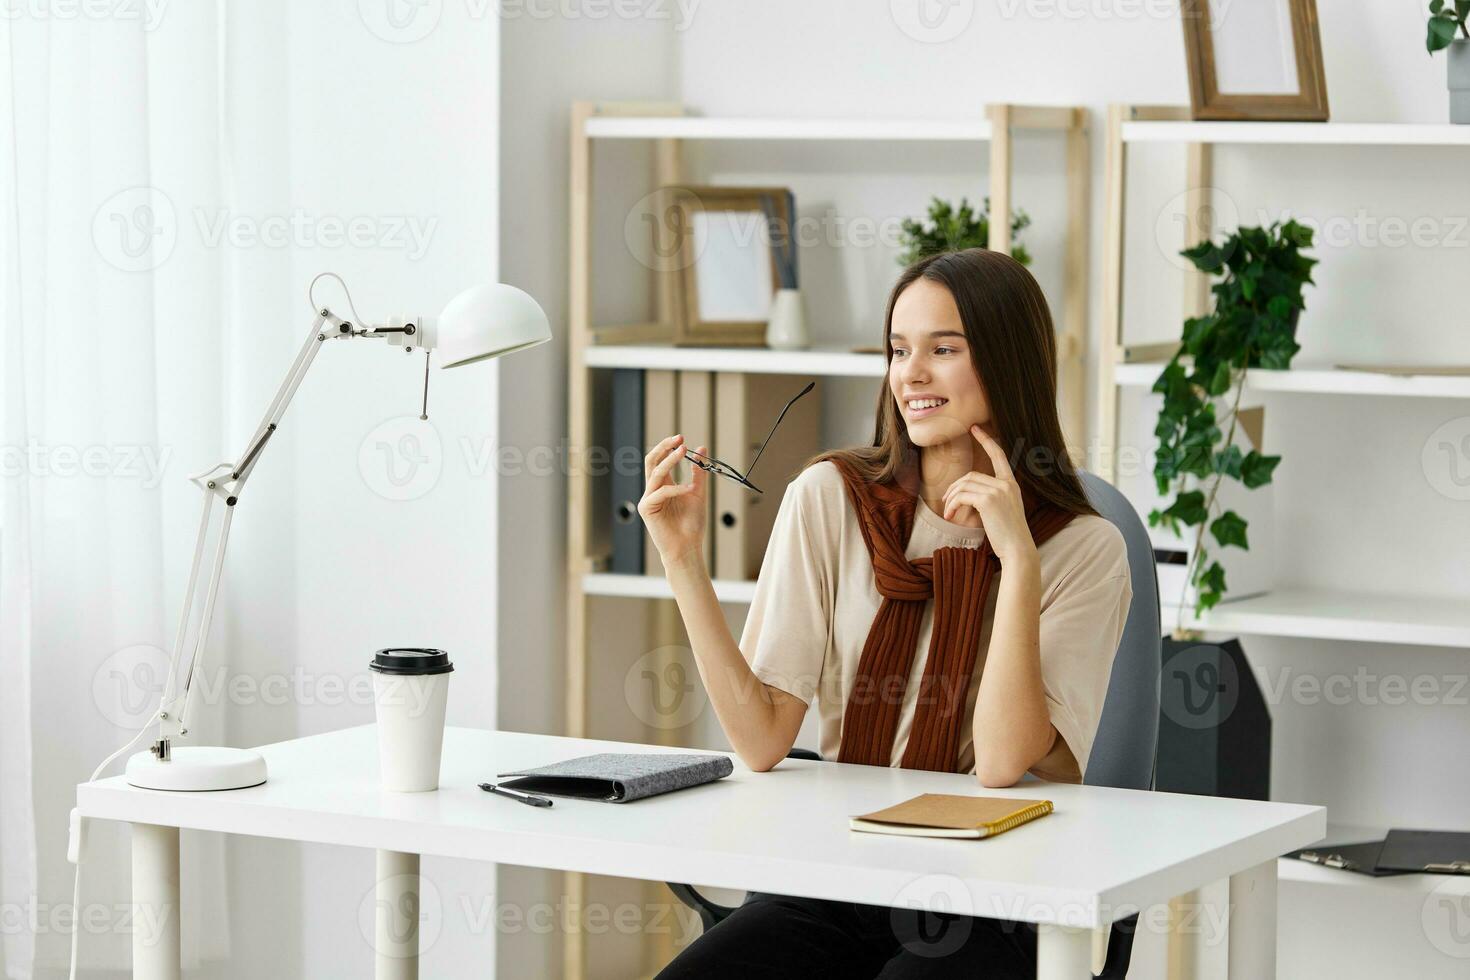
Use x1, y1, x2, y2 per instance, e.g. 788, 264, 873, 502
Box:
765, 289, 809, 350
1450, 39, 1470, 125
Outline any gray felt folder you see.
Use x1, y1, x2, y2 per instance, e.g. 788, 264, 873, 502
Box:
496, 753, 734, 803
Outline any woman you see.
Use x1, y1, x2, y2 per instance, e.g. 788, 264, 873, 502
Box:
641, 249, 1133, 979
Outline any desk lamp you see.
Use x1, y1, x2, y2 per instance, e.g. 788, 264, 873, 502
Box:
122, 277, 550, 792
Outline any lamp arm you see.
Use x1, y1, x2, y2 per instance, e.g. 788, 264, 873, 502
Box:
152, 310, 349, 747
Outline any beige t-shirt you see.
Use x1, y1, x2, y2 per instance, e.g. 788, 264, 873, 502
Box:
739, 460, 1133, 782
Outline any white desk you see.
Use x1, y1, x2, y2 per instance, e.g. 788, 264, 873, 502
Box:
77, 725, 1324, 979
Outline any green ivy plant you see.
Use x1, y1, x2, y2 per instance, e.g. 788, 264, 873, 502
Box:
1149, 221, 1316, 626
897, 196, 1031, 268
1427, 0, 1470, 53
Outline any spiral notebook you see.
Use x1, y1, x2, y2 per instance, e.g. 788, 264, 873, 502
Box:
495, 752, 734, 804
850, 794, 1054, 839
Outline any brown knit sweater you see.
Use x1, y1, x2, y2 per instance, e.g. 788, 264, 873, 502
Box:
827, 456, 1077, 773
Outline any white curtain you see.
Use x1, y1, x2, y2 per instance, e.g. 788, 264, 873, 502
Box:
0, 19, 39, 969
1, 4, 258, 975
3, 2, 503, 975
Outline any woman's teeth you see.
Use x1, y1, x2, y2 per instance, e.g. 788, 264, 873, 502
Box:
907, 398, 947, 411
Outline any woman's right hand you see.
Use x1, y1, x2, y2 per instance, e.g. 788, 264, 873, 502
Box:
638, 434, 708, 571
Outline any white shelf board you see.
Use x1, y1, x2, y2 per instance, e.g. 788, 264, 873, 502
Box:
584, 573, 757, 605
594, 581, 1470, 648
1115, 361, 1470, 399
1122, 120, 1470, 147
1278, 857, 1470, 894
1162, 588, 1470, 649
1278, 822, 1470, 893
583, 343, 886, 378
585, 116, 993, 142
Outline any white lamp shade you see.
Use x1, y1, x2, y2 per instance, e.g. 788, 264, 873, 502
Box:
436, 283, 551, 369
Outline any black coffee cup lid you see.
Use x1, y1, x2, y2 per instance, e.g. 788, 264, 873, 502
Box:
370, 648, 454, 675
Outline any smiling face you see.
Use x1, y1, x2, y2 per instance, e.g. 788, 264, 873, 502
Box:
887, 277, 992, 451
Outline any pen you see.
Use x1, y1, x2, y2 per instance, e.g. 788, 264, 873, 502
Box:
478, 781, 553, 807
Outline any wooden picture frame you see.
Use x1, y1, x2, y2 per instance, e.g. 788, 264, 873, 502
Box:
667, 186, 793, 347
1181, 0, 1329, 122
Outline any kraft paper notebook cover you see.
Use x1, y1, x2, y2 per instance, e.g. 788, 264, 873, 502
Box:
850, 794, 1054, 839
496, 753, 733, 804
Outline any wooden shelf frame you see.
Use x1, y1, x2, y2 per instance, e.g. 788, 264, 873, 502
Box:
564, 100, 1092, 980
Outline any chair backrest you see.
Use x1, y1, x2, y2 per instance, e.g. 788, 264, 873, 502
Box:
1077, 470, 1161, 791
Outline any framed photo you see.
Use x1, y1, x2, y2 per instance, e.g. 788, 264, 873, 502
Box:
1181, 0, 1329, 122
667, 186, 794, 347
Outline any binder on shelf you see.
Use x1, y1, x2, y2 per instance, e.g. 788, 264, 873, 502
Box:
1377, 829, 1470, 875
643, 370, 679, 577
609, 369, 645, 575
1284, 839, 1410, 877
712, 373, 821, 581
676, 371, 715, 573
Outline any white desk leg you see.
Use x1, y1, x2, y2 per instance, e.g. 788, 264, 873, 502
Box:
1226, 860, 1277, 980
375, 849, 421, 980
131, 823, 181, 980
1035, 924, 1094, 979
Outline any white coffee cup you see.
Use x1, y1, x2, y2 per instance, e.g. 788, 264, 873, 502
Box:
370, 648, 454, 792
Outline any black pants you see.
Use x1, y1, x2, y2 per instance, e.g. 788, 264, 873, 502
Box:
654, 891, 1038, 979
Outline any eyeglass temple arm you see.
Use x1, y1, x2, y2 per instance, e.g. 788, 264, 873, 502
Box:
742, 381, 815, 478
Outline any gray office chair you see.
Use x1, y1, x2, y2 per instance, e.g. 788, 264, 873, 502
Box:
668, 470, 1162, 977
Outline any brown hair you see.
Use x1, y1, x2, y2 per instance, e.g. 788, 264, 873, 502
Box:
814, 248, 1097, 519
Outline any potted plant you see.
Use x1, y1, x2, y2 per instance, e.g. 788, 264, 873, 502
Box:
1150, 221, 1314, 803
1427, 0, 1470, 123
1149, 220, 1317, 627
897, 196, 1032, 267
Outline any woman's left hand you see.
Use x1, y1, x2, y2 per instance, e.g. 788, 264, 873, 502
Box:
942, 425, 1037, 567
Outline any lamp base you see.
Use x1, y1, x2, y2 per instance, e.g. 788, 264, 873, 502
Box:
125, 745, 268, 791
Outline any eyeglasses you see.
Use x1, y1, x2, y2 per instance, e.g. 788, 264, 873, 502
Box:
683, 381, 815, 494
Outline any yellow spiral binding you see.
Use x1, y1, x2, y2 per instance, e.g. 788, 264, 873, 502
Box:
980, 799, 1054, 836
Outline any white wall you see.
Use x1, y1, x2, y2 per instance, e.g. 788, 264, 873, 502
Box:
497, 8, 678, 980
259, 4, 504, 977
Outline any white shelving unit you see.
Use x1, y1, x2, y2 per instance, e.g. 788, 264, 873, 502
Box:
1099, 106, 1470, 929
1099, 106, 1470, 653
